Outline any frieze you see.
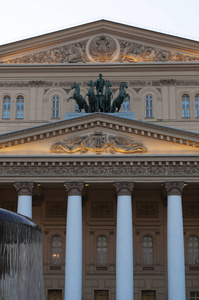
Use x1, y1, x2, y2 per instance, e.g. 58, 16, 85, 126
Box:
2, 34, 199, 64
0, 164, 199, 178
136, 202, 158, 218
0, 80, 199, 88
183, 202, 199, 218
46, 202, 66, 217
91, 201, 113, 218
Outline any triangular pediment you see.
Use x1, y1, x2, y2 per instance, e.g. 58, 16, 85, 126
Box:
0, 113, 199, 156
0, 20, 199, 64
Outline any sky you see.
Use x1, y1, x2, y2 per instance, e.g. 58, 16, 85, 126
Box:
1, 0, 199, 45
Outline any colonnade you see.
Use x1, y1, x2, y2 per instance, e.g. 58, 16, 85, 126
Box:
14, 181, 186, 300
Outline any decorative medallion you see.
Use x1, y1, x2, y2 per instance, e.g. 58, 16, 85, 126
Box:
86, 34, 120, 63
50, 132, 147, 154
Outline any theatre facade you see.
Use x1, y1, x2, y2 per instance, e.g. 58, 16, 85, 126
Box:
0, 20, 199, 300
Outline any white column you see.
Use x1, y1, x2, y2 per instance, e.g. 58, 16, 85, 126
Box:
64, 182, 84, 300
15, 182, 34, 218
115, 182, 134, 300
165, 182, 186, 300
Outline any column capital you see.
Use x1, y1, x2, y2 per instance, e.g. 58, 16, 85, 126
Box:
115, 182, 134, 196
14, 182, 35, 196
165, 182, 185, 196
64, 182, 84, 196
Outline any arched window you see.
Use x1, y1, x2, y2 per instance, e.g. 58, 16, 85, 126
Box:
143, 236, 153, 265
3, 95, 11, 119
97, 236, 107, 265
189, 236, 199, 265
122, 96, 130, 112
51, 95, 60, 119
145, 94, 153, 118
195, 94, 199, 117
51, 235, 62, 265
182, 94, 190, 117
16, 95, 24, 119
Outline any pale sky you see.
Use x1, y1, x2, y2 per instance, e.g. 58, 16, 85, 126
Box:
1, 0, 199, 45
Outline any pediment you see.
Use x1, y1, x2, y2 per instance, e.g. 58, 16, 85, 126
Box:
1, 20, 199, 64
0, 113, 199, 156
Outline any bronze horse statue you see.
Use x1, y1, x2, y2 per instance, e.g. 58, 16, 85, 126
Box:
84, 80, 98, 112
111, 82, 130, 113
67, 83, 89, 113
100, 81, 113, 113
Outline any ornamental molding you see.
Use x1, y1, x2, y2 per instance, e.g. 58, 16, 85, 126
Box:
1, 113, 199, 151
14, 181, 35, 196
46, 201, 66, 217
0, 79, 199, 88
183, 202, 199, 218
136, 202, 159, 218
50, 132, 147, 154
91, 201, 113, 218
0, 161, 199, 178
2, 34, 199, 64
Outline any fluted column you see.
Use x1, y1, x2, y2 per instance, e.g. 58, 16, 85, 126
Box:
115, 182, 134, 300
15, 182, 34, 218
165, 182, 186, 300
64, 182, 84, 300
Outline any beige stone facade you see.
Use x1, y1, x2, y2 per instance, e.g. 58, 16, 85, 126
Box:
0, 20, 199, 300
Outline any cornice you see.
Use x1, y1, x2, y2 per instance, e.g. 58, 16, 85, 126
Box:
0, 113, 199, 150
0, 63, 199, 74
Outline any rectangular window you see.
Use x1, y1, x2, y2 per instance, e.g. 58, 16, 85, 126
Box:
48, 289, 62, 300
190, 291, 199, 300
141, 290, 156, 300
145, 98, 153, 118
182, 100, 190, 117
195, 100, 199, 117
52, 100, 60, 118
3, 97, 11, 119
94, 290, 109, 300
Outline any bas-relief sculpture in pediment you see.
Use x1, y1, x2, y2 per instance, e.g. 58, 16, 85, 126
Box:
2, 33, 199, 64
1, 128, 199, 156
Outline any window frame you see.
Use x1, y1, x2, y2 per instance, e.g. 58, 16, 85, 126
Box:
195, 94, 199, 118
145, 94, 153, 118
182, 94, 190, 118
189, 236, 199, 265
51, 95, 60, 119
143, 235, 154, 265
51, 235, 62, 265
3, 95, 11, 119
97, 235, 108, 266
16, 95, 24, 119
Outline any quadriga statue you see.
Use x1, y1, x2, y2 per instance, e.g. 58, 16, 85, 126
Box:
66, 75, 130, 113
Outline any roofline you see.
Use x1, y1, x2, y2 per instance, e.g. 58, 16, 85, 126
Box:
1, 19, 199, 60
1, 19, 199, 47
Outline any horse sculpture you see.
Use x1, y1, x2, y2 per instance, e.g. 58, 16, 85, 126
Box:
67, 83, 89, 113
100, 80, 113, 113
111, 82, 130, 113
84, 81, 98, 112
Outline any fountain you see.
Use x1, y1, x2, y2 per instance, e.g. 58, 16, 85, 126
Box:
0, 208, 45, 300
